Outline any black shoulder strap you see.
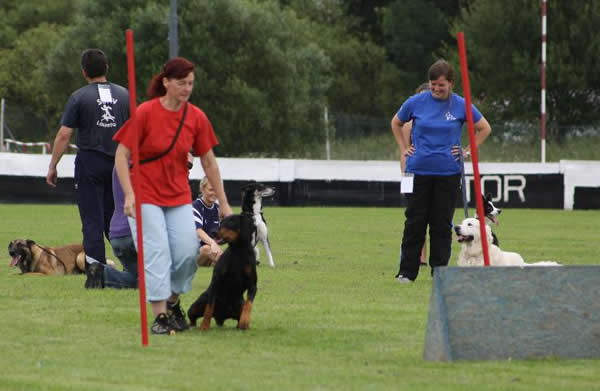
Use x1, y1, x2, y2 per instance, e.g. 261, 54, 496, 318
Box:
140, 102, 188, 165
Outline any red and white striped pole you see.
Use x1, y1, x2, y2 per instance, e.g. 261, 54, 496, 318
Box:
540, 0, 547, 163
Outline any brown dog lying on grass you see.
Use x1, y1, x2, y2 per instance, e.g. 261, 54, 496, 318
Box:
8, 239, 115, 275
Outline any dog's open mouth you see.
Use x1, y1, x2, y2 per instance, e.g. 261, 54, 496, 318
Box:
9, 254, 21, 267
487, 215, 499, 225
456, 234, 474, 243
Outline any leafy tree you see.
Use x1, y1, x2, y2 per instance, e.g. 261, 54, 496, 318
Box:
0, 0, 77, 140
0, 24, 68, 140
382, 0, 458, 97
344, 0, 395, 44
0, 0, 77, 49
44, 0, 331, 156
448, 0, 600, 142
280, 0, 403, 118
180, 0, 331, 156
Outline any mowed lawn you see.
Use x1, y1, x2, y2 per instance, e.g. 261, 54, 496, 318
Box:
1, 204, 599, 391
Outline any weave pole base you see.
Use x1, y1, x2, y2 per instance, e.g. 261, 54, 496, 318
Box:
424, 266, 600, 361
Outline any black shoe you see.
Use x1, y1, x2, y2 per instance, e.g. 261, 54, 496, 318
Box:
151, 313, 173, 335
84, 262, 104, 289
167, 299, 190, 331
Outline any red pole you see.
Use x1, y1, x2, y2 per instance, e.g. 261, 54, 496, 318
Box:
126, 29, 149, 346
457, 32, 491, 267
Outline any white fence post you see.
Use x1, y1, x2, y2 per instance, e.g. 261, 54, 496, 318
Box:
324, 106, 331, 160
0, 98, 5, 152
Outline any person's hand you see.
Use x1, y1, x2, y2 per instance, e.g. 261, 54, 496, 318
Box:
452, 145, 470, 160
209, 241, 222, 259
46, 166, 57, 187
123, 192, 136, 218
462, 147, 471, 160
403, 144, 416, 157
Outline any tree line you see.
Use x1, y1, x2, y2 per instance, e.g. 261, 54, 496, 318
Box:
0, 0, 598, 156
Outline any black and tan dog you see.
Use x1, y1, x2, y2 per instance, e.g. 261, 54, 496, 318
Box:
187, 214, 258, 330
8, 239, 86, 275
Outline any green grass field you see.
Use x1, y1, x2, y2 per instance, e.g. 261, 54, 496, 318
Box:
1, 204, 599, 391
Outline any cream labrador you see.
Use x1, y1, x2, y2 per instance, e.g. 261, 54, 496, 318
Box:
454, 218, 560, 267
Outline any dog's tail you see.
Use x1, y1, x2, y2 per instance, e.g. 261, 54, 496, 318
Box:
526, 261, 561, 267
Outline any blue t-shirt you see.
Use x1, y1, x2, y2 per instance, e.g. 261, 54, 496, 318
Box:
396, 91, 482, 176
62, 82, 129, 157
192, 198, 220, 246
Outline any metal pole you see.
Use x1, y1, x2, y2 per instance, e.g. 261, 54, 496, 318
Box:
541, 0, 547, 163
0, 98, 4, 152
458, 32, 490, 267
324, 106, 331, 160
169, 0, 179, 59
126, 29, 149, 347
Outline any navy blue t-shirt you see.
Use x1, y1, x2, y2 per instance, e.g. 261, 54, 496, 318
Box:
61, 82, 130, 157
192, 198, 220, 246
397, 91, 482, 176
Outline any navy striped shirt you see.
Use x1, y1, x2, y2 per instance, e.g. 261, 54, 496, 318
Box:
192, 198, 220, 245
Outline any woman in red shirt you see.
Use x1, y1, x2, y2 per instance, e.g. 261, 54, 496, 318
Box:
114, 57, 232, 335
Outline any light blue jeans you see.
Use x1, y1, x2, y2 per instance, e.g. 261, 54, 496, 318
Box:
128, 203, 199, 301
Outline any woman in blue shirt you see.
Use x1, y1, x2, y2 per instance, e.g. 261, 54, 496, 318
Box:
391, 59, 491, 282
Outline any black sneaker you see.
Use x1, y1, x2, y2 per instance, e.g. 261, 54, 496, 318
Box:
151, 313, 173, 335
84, 262, 104, 289
167, 299, 190, 332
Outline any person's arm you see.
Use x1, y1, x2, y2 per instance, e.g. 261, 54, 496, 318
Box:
46, 126, 74, 187
463, 116, 492, 158
114, 143, 136, 218
391, 115, 414, 162
399, 121, 415, 173
200, 149, 232, 217
391, 115, 408, 154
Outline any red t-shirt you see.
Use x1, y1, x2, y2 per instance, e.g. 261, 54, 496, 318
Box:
113, 99, 218, 206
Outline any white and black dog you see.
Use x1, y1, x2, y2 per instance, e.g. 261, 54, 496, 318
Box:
482, 193, 501, 246
454, 217, 560, 267
241, 182, 275, 267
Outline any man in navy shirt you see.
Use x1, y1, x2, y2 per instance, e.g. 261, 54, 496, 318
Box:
192, 177, 222, 266
46, 48, 129, 288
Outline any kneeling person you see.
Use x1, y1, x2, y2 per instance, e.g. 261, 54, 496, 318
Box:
193, 177, 222, 266
85, 168, 138, 289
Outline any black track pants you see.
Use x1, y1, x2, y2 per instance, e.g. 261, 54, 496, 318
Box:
397, 174, 460, 281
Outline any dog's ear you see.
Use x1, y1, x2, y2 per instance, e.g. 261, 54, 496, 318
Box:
26, 239, 36, 247
240, 181, 257, 191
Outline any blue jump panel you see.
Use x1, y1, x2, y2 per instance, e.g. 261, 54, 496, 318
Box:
424, 266, 600, 361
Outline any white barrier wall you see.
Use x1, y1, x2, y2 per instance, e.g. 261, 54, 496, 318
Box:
0, 152, 598, 209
